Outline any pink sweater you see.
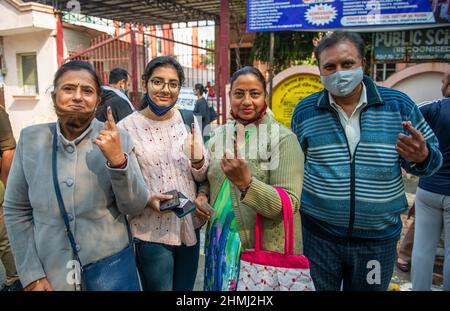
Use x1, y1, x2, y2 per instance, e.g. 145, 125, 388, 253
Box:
118, 110, 208, 246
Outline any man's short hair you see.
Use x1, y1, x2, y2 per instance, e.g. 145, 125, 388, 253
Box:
109, 68, 129, 84
314, 31, 365, 64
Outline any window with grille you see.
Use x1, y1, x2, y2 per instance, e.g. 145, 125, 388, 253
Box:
373, 63, 397, 82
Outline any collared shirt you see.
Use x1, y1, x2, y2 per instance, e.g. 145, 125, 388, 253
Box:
329, 83, 368, 156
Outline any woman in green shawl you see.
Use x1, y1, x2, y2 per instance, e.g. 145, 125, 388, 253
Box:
194, 66, 305, 291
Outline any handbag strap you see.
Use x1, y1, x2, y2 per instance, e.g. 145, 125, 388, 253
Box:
52, 126, 83, 265
254, 187, 294, 255
51, 126, 133, 266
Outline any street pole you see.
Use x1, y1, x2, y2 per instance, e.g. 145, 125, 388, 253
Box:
268, 32, 275, 109
219, 0, 230, 125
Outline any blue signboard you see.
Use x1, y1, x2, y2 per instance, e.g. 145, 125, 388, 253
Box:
247, 0, 450, 32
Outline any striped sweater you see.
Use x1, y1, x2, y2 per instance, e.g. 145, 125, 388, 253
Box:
291, 76, 442, 239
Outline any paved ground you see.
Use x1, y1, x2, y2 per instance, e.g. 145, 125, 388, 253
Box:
194, 229, 206, 291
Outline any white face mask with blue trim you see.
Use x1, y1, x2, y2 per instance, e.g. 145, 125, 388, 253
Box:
320, 67, 364, 97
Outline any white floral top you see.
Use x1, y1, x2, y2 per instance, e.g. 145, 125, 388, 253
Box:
118, 109, 208, 246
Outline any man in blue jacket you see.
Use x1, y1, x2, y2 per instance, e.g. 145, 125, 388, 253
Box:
291, 31, 442, 291
411, 71, 450, 291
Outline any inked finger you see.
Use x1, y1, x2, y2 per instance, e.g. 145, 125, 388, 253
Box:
107, 106, 117, 130
402, 121, 423, 140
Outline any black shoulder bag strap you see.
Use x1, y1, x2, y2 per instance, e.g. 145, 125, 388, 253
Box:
179, 109, 195, 133
51, 125, 84, 265
51, 125, 133, 267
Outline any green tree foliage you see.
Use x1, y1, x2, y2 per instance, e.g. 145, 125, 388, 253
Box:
250, 31, 319, 73
200, 40, 215, 68
250, 31, 374, 76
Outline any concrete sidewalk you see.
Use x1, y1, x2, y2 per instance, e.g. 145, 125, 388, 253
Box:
194, 229, 206, 291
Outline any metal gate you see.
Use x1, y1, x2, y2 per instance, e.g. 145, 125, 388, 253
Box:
66, 26, 216, 117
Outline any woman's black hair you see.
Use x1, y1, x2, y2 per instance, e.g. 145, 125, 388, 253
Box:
139, 56, 185, 110
229, 66, 267, 96
141, 56, 185, 87
194, 83, 207, 95
52, 60, 102, 96
314, 31, 365, 65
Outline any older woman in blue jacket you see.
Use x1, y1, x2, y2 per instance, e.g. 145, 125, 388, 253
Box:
3, 61, 164, 291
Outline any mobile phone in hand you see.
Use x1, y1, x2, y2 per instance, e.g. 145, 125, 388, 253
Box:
159, 190, 180, 211
173, 192, 196, 218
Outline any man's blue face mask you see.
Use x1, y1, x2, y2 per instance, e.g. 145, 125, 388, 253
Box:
320, 67, 364, 97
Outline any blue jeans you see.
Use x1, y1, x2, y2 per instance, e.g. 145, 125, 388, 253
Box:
135, 229, 200, 291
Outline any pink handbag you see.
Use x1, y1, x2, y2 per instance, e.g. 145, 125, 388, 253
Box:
237, 187, 315, 291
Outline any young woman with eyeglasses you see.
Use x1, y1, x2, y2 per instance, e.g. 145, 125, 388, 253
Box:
117, 56, 208, 291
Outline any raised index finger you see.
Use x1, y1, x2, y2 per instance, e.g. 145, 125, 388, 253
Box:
402, 121, 423, 140
107, 106, 117, 130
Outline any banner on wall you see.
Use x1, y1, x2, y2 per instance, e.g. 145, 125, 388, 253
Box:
374, 27, 450, 62
247, 0, 450, 32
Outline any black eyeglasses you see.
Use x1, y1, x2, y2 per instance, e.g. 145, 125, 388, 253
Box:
149, 78, 180, 92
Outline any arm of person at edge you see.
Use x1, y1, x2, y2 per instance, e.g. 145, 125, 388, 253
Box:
93, 107, 151, 216
194, 130, 213, 221
0, 108, 16, 185
184, 121, 209, 222
2, 134, 53, 291
186, 122, 208, 180
396, 101, 442, 176
0, 149, 15, 186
